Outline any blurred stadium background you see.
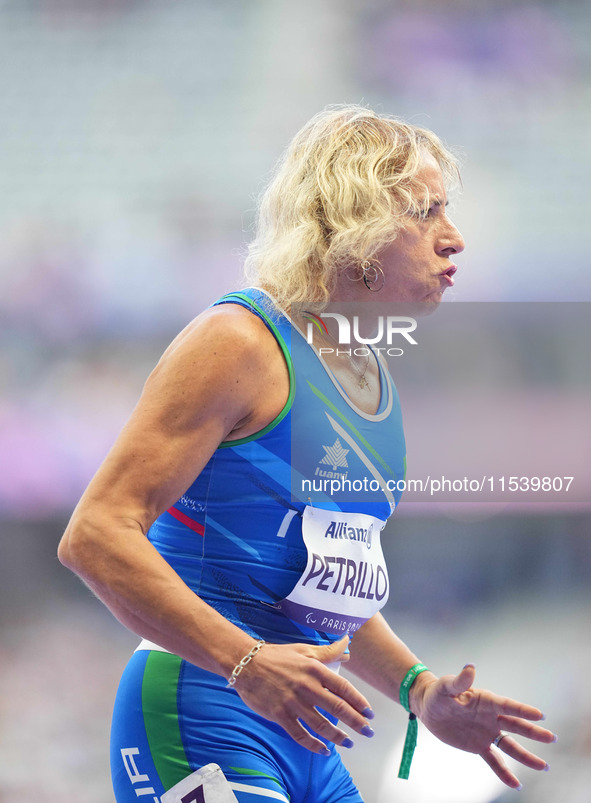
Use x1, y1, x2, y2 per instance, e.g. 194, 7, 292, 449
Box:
1, 1, 590, 801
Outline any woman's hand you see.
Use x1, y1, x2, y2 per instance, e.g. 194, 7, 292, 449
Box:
233, 635, 375, 755
412, 664, 556, 789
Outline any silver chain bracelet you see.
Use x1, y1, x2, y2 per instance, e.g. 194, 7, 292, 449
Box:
226, 640, 266, 688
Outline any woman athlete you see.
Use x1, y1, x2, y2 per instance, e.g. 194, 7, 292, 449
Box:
59, 105, 555, 803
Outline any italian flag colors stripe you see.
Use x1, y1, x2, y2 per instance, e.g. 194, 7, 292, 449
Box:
167, 506, 205, 535
307, 380, 395, 477
141, 651, 192, 791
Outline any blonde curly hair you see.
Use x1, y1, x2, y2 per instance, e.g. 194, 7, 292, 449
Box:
243, 104, 461, 311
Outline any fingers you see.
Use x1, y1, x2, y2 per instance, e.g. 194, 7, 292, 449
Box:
300, 706, 359, 750
452, 663, 476, 693
280, 707, 367, 756
320, 664, 374, 720
480, 746, 522, 790
266, 697, 361, 757
296, 664, 374, 739
493, 734, 549, 771
309, 641, 374, 724
438, 663, 476, 696
314, 634, 351, 665
236, 639, 374, 756
278, 713, 333, 756
296, 655, 375, 746
314, 688, 374, 741
277, 683, 372, 756
485, 719, 555, 788
417, 660, 555, 789
497, 714, 557, 744
441, 668, 549, 727
493, 696, 545, 721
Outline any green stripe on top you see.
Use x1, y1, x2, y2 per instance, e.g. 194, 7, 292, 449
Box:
142, 652, 192, 791
307, 380, 396, 478
218, 292, 295, 448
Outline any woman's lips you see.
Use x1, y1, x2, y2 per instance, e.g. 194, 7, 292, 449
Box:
441, 264, 458, 286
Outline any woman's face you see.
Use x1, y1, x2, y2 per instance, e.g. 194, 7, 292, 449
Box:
376, 154, 465, 307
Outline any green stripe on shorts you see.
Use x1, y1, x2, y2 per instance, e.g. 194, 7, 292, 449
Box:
141, 651, 192, 791
229, 766, 289, 798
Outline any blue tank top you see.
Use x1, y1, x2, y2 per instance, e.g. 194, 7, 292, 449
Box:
147, 288, 406, 647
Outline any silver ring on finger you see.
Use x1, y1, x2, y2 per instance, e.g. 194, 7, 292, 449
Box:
493, 731, 508, 748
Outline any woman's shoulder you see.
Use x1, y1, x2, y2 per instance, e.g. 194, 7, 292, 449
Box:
158, 300, 278, 374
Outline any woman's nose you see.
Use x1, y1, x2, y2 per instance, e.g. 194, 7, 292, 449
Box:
440, 220, 465, 256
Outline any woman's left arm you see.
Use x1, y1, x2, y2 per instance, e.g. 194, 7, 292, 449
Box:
346, 612, 556, 789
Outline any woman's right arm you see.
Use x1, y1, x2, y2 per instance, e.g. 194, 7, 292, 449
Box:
58, 303, 374, 752
59, 304, 275, 674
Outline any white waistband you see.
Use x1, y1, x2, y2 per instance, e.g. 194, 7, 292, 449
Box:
135, 638, 172, 653
134, 639, 341, 674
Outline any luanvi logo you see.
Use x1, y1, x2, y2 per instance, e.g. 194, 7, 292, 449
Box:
316, 438, 349, 480
320, 438, 349, 470
303, 311, 418, 357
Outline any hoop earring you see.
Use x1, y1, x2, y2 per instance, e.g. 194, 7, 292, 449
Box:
360, 260, 385, 293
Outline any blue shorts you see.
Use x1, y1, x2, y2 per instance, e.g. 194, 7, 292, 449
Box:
110, 649, 364, 803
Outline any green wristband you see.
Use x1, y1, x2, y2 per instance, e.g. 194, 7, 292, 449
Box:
398, 663, 430, 780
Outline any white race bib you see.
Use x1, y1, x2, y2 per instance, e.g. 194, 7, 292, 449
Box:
275, 506, 389, 635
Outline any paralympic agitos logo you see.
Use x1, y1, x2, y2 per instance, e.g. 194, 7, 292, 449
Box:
303, 312, 418, 356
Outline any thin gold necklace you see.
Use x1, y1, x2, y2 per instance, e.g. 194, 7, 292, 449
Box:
314, 328, 372, 390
